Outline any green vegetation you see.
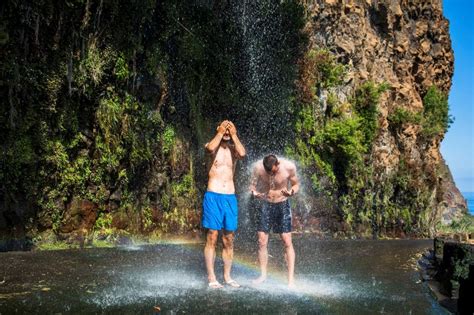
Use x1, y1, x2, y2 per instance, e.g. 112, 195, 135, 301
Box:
436, 214, 474, 235
352, 81, 390, 149
388, 86, 453, 138
0, 0, 309, 241
171, 174, 194, 196
388, 107, 423, 127
162, 126, 176, 155
290, 47, 447, 237
297, 49, 346, 103
421, 86, 454, 137
290, 47, 388, 195
90, 239, 115, 248
36, 242, 76, 251
114, 54, 130, 81
452, 244, 474, 281
309, 49, 346, 90
94, 213, 113, 235
159, 172, 198, 233
159, 207, 194, 234
0, 0, 205, 239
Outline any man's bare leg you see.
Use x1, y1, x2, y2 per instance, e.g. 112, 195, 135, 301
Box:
222, 231, 240, 287
253, 231, 269, 284
281, 232, 295, 287
222, 231, 235, 282
204, 229, 222, 287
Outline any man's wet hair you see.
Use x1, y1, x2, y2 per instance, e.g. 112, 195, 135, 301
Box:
263, 154, 278, 173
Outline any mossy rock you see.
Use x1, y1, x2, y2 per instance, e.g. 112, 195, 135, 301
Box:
439, 241, 474, 298
434, 237, 445, 261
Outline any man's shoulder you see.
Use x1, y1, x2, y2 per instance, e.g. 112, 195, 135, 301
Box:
281, 159, 297, 174
252, 160, 264, 171
281, 158, 296, 168
209, 143, 226, 153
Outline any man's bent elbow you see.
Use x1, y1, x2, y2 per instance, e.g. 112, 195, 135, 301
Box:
292, 185, 300, 194
237, 149, 246, 159
205, 143, 215, 154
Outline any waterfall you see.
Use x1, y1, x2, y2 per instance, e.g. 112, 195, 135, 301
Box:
228, 0, 300, 159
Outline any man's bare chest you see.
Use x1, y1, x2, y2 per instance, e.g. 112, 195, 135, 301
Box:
212, 148, 233, 168
271, 172, 289, 189
259, 171, 289, 189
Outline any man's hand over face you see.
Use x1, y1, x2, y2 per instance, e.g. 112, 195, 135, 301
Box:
217, 120, 228, 135
226, 121, 237, 136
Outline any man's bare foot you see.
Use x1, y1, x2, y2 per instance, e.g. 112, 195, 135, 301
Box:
225, 279, 241, 288
208, 281, 224, 289
252, 275, 267, 285
288, 281, 296, 289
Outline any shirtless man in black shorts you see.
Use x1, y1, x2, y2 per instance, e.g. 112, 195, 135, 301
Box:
249, 154, 299, 287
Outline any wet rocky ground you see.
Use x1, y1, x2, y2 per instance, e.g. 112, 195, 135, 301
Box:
0, 237, 448, 314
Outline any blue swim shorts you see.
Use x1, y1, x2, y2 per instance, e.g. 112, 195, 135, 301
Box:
202, 191, 238, 231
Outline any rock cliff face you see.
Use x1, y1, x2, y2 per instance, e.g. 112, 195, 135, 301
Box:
307, 0, 451, 165
0, 0, 467, 244
296, 0, 466, 234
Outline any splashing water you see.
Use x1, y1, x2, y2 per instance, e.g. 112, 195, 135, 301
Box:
0, 240, 445, 314
237, 157, 315, 239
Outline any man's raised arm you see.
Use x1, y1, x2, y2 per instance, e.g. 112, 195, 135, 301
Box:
227, 121, 246, 159
205, 121, 227, 154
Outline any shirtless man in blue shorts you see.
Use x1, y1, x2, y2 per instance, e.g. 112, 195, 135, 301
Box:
203, 120, 246, 289
249, 155, 299, 287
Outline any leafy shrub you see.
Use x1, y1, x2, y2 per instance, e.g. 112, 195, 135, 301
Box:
162, 125, 176, 155
297, 49, 347, 103
114, 54, 130, 81
388, 107, 422, 126
310, 49, 347, 89
421, 86, 453, 137
352, 81, 390, 149
436, 214, 474, 234
388, 86, 452, 140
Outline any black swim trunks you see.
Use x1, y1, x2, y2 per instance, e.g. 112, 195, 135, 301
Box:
257, 200, 292, 233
